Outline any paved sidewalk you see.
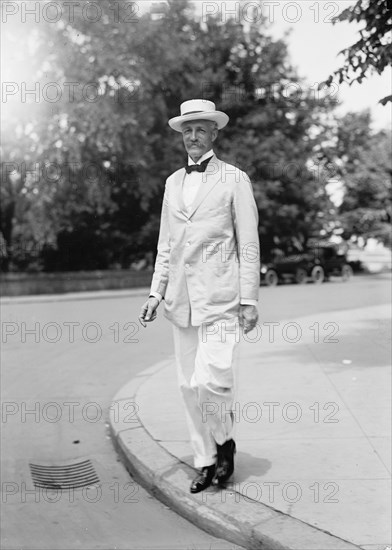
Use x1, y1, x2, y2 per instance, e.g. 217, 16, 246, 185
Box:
109, 304, 391, 550
0, 287, 147, 304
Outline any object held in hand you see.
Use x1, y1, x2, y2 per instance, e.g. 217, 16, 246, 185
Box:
139, 298, 158, 328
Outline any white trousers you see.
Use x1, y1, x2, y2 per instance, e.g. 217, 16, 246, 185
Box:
172, 316, 240, 469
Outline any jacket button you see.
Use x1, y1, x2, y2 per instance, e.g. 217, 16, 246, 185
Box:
185, 263, 190, 268
186, 242, 190, 246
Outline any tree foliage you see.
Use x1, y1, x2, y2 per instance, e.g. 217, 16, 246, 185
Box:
325, 0, 392, 104
1, 0, 387, 272
336, 112, 391, 245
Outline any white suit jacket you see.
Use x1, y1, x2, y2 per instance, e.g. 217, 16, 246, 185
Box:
150, 155, 260, 328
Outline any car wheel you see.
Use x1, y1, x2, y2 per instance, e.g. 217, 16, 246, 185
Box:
341, 264, 353, 281
311, 265, 325, 284
265, 269, 279, 287
295, 267, 308, 284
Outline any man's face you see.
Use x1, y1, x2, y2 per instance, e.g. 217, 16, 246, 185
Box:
181, 119, 218, 162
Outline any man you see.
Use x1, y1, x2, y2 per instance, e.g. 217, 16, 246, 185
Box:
139, 99, 260, 493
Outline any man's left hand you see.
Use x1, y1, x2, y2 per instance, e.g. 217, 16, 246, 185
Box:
239, 305, 258, 334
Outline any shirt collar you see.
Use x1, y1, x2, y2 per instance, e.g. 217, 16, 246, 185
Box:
188, 149, 214, 166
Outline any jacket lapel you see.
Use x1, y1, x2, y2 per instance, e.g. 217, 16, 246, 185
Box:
171, 156, 222, 220
172, 168, 188, 218
186, 156, 222, 219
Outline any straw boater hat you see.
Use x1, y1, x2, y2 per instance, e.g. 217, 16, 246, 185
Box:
168, 99, 229, 132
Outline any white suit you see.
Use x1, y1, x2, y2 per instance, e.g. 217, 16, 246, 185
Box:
150, 153, 260, 467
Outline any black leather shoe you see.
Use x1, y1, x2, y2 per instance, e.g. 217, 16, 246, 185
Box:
190, 465, 216, 493
212, 439, 236, 486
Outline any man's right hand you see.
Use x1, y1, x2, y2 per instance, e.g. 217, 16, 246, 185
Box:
139, 297, 160, 327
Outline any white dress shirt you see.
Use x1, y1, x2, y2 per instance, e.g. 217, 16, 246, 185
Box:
150, 149, 257, 307
182, 149, 214, 211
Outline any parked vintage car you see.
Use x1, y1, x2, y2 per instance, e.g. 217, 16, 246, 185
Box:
260, 243, 354, 286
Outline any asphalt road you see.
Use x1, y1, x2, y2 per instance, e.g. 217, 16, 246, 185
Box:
1, 273, 390, 550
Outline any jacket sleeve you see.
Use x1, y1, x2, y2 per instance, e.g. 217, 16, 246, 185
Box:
150, 183, 170, 298
232, 171, 260, 302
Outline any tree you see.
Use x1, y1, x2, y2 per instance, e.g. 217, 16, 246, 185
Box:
1, 0, 338, 270
324, 0, 392, 105
336, 112, 391, 245
194, 9, 337, 255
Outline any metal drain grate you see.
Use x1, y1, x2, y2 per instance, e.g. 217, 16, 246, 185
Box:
29, 459, 99, 489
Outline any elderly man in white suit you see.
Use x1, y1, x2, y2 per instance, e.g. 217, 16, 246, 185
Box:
139, 99, 260, 493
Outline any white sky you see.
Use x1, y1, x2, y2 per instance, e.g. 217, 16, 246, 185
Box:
147, 0, 391, 131
264, 0, 391, 131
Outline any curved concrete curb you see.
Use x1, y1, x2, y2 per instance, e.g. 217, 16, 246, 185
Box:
109, 360, 362, 550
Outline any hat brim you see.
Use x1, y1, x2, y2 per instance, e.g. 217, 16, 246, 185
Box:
168, 111, 229, 132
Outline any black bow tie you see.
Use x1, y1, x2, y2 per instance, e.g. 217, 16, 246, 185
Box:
185, 156, 213, 174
